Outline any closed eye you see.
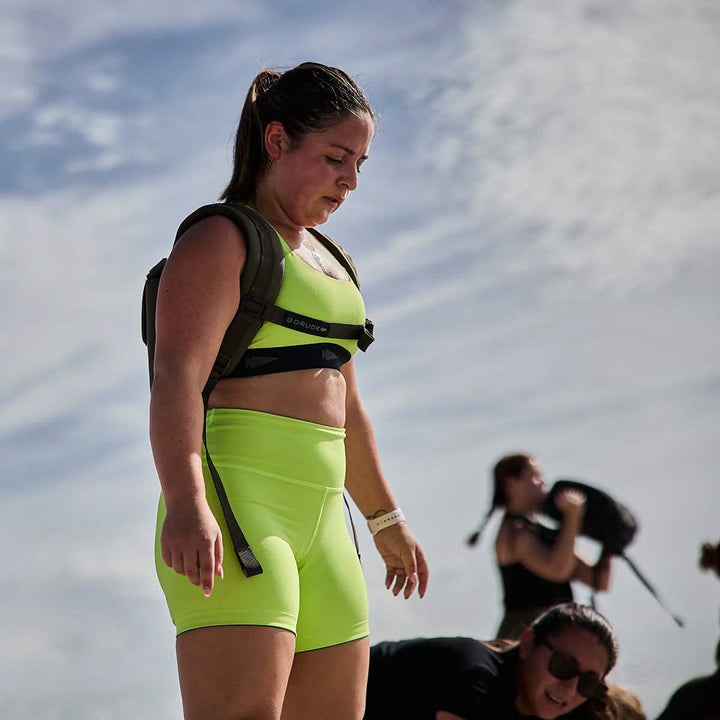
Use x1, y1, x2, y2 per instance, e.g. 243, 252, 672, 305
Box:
326, 155, 365, 174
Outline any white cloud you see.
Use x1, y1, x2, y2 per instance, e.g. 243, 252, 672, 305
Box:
0, 18, 40, 120
404, 0, 720, 294
33, 102, 123, 147
3, 0, 262, 58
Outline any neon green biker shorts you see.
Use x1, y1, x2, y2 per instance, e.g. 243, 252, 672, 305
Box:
155, 408, 369, 652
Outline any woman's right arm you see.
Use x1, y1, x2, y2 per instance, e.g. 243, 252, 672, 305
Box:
573, 550, 613, 591
511, 490, 586, 582
149, 216, 246, 597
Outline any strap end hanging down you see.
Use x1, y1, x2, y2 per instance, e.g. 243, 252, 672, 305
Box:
234, 545, 264, 578
202, 412, 264, 579
622, 553, 684, 628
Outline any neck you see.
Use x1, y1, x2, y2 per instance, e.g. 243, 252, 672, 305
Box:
249, 191, 306, 249
505, 501, 537, 517
514, 661, 533, 715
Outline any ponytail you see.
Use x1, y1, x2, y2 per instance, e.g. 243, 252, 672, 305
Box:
466, 453, 532, 547
466, 506, 497, 547
221, 70, 280, 204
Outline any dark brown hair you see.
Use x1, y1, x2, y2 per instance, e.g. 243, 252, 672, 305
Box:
492, 453, 534, 508
466, 453, 533, 546
220, 62, 374, 203
530, 603, 619, 674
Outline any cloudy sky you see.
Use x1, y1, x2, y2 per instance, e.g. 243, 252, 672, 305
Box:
1, 0, 719, 717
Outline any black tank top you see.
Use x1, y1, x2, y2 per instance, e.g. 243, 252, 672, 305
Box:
499, 515, 573, 611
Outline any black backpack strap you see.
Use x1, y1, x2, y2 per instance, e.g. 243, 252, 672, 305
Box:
142, 258, 167, 388
172, 203, 285, 578
201, 393, 262, 577
620, 553, 684, 627
305, 226, 374, 350
174, 203, 286, 392
249, 303, 374, 351
343, 493, 361, 564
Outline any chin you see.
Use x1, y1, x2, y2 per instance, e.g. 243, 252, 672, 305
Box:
307, 209, 332, 227
535, 708, 562, 720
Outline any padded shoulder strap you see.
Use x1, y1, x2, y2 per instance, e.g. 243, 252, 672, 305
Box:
174, 203, 285, 400
172, 203, 283, 578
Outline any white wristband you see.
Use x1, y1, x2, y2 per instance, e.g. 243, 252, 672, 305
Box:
367, 508, 406, 536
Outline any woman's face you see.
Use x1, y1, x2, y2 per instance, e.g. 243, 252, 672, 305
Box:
516, 627, 610, 719
507, 458, 545, 511
264, 112, 374, 229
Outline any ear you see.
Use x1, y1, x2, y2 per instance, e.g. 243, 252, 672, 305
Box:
518, 628, 535, 659
264, 121, 288, 161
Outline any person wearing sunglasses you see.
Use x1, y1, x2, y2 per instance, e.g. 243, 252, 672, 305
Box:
363, 603, 618, 720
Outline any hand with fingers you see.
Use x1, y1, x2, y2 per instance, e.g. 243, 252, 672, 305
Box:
555, 488, 586, 522
160, 496, 224, 597
374, 522, 429, 599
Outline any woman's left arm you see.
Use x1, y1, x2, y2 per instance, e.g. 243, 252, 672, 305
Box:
341, 359, 429, 599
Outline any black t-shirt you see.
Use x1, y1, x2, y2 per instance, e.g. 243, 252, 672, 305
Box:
365, 637, 588, 720
656, 672, 720, 720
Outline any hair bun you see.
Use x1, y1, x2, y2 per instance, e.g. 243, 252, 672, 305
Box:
251, 69, 280, 103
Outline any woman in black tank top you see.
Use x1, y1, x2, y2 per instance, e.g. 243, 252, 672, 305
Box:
472, 454, 612, 639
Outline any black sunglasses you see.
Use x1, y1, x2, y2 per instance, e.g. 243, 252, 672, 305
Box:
541, 639, 603, 699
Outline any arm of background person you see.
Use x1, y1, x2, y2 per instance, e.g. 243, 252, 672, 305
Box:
572, 550, 612, 591
509, 491, 585, 582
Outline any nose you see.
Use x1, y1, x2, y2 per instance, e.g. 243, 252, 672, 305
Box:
339, 164, 359, 192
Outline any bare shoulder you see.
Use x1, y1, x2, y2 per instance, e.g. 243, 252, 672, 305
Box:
170, 215, 247, 267
159, 215, 249, 307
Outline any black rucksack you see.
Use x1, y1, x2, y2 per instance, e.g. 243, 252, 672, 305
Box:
542, 479, 682, 626
142, 203, 374, 577
541, 479, 638, 556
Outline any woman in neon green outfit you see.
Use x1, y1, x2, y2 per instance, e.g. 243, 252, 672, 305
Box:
150, 62, 429, 720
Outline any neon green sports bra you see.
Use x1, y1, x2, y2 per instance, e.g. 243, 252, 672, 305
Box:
229, 231, 368, 377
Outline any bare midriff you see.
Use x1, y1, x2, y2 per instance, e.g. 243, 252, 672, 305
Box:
208, 368, 347, 428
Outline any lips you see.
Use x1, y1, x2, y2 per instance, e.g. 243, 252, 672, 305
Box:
545, 690, 567, 707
